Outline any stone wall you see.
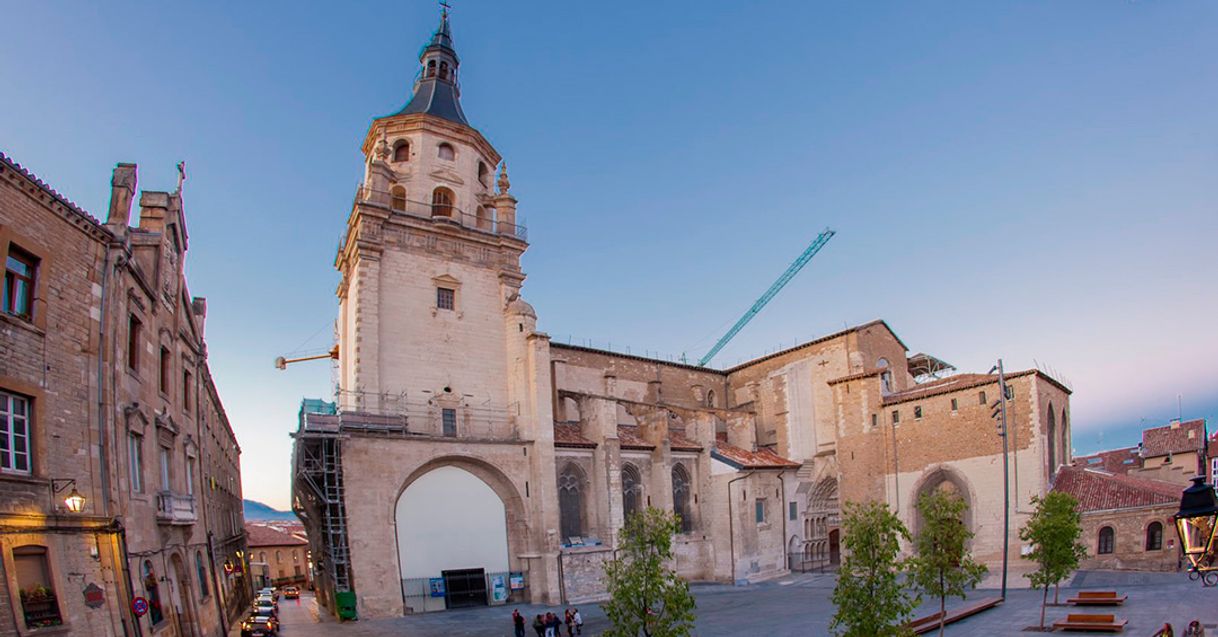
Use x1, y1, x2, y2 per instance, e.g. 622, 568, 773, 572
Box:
1079, 505, 1180, 572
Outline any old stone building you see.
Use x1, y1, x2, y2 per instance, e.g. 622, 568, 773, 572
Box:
291, 12, 1072, 619
0, 152, 249, 637
245, 523, 309, 590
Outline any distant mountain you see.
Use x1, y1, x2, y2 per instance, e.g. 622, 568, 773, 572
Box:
243, 499, 298, 522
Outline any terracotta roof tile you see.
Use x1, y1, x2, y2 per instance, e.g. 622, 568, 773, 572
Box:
245, 523, 308, 548
1141, 419, 1206, 458
668, 430, 702, 452
1052, 465, 1181, 513
1072, 446, 1142, 475
554, 423, 596, 448
0, 151, 105, 228
712, 443, 800, 469
616, 425, 654, 450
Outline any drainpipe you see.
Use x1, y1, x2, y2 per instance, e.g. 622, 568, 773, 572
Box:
779, 470, 791, 570
96, 242, 113, 516
118, 523, 144, 637
726, 470, 755, 583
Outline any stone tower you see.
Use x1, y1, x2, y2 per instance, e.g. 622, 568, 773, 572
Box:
337, 7, 533, 416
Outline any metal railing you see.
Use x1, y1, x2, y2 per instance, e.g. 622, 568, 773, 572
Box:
155, 492, 197, 524
331, 390, 521, 442
356, 187, 527, 241
787, 551, 836, 573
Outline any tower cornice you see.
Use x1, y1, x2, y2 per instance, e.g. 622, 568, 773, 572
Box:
362, 113, 501, 168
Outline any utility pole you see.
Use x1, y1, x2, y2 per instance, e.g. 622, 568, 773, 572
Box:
990, 359, 1011, 600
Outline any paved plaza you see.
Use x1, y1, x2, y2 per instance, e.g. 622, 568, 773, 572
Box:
261, 571, 1218, 637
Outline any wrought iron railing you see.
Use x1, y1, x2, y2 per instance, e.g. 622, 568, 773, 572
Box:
356, 187, 527, 241
329, 390, 520, 441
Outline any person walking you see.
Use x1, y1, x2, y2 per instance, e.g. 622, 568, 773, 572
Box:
533, 614, 545, 637
512, 609, 526, 637
544, 612, 557, 637
573, 608, 583, 636
564, 608, 574, 637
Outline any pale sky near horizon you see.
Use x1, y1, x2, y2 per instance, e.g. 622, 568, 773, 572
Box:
2, 1, 1215, 510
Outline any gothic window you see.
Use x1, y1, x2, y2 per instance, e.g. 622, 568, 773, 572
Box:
621, 463, 643, 523
1146, 521, 1163, 551
437, 143, 455, 161
706, 389, 715, 408
558, 463, 586, 541
426, 60, 436, 78
1047, 403, 1057, 475
393, 141, 410, 163
1061, 408, 1070, 465
1097, 526, 1114, 555
672, 464, 692, 533
431, 187, 454, 217
390, 186, 407, 211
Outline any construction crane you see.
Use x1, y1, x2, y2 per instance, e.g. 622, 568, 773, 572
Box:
698, 228, 836, 367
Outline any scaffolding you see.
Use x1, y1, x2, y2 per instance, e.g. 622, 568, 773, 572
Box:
291, 400, 353, 612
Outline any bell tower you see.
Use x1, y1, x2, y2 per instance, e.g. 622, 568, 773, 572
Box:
336, 7, 539, 425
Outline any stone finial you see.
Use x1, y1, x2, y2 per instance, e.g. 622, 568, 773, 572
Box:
497, 161, 511, 194
375, 131, 391, 161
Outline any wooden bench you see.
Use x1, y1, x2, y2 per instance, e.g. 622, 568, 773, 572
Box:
1066, 591, 1128, 606
1052, 613, 1127, 632
906, 596, 1003, 634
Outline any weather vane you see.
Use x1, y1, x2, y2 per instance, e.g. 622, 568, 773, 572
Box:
439, 0, 451, 17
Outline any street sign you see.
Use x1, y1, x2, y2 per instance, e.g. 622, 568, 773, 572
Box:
132, 596, 149, 617
83, 583, 105, 609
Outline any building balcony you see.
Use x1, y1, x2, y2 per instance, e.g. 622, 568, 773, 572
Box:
156, 491, 197, 525
354, 188, 528, 242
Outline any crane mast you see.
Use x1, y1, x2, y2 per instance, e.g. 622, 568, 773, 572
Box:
698, 228, 836, 367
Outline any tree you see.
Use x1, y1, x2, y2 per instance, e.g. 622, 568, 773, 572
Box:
1019, 492, 1087, 630
907, 490, 988, 637
602, 507, 696, 637
831, 500, 919, 637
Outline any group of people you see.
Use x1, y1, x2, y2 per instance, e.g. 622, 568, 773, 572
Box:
511, 607, 582, 637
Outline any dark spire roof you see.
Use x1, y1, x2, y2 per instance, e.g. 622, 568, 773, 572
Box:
395, 7, 469, 126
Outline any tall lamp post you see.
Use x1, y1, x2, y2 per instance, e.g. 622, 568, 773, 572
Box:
1174, 475, 1218, 587
988, 360, 1011, 600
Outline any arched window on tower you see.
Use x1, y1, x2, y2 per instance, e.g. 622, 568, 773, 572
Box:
437, 143, 455, 161
478, 161, 489, 186
426, 60, 436, 78
390, 186, 407, 211
1047, 404, 1057, 476
431, 187, 454, 217
672, 464, 693, 533
558, 463, 586, 541
438, 61, 449, 80
622, 463, 643, 523
393, 140, 410, 162
475, 205, 492, 231
877, 358, 893, 394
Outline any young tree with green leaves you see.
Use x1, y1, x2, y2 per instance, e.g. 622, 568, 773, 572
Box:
830, 500, 919, 637
602, 507, 696, 637
1019, 492, 1087, 630
907, 490, 988, 637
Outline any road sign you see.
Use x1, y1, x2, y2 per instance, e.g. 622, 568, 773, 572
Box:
132, 596, 149, 617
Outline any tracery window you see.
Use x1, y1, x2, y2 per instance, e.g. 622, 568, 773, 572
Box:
621, 463, 643, 523
558, 463, 586, 541
672, 464, 693, 533
1047, 404, 1057, 475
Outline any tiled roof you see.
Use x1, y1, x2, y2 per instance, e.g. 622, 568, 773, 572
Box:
0, 151, 107, 229
553, 423, 596, 448
712, 443, 800, 470
669, 430, 702, 452
245, 523, 308, 548
1052, 465, 1181, 513
1141, 419, 1206, 458
878, 369, 1071, 406
726, 320, 907, 373
616, 426, 654, 450
1072, 446, 1142, 475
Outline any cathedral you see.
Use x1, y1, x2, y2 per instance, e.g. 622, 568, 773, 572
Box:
291, 11, 1073, 619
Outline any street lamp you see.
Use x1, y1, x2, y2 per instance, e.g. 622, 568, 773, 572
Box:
1174, 475, 1218, 587
50, 479, 87, 513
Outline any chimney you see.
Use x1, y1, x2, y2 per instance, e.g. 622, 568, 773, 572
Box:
138, 191, 171, 232
106, 163, 138, 230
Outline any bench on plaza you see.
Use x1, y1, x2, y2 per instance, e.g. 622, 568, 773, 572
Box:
1052, 613, 1127, 632
1066, 591, 1128, 606
906, 596, 1003, 634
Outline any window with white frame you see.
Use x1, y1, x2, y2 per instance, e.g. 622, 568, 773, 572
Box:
1, 391, 31, 474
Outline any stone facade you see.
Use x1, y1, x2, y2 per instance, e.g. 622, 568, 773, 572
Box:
0, 153, 248, 637
291, 13, 1072, 620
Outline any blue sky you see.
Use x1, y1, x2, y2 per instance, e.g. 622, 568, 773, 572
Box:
3, 2, 1215, 509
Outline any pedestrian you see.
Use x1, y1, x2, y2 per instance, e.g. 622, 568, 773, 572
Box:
564, 608, 574, 637
533, 614, 545, 637
512, 608, 526, 637
573, 608, 583, 635
544, 612, 557, 637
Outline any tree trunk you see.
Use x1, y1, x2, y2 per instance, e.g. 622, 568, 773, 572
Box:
938, 592, 946, 637
1040, 585, 1048, 629
1054, 582, 1060, 605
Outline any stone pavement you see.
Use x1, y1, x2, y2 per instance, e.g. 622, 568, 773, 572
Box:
260, 571, 1218, 637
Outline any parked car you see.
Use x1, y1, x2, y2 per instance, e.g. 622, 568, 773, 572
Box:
253, 600, 278, 619
241, 613, 277, 637
282, 586, 299, 599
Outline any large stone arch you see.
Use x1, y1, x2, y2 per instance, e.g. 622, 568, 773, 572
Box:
911, 465, 975, 536
392, 455, 528, 602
